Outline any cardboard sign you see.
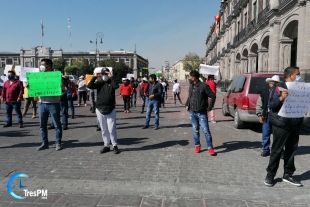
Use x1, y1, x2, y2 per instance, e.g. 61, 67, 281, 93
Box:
26, 71, 62, 97
199, 64, 219, 76
126, 73, 134, 79
278, 82, 310, 118
85, 74, 93, 85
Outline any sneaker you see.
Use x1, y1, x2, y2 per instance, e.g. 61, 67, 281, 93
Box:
124, 110, 127, 114
32, 115, 36, 119
96, 127, 101, 131
48, 125, 55, 130
127, 110, 130, 113
264, 175, 274, 187
154, 126, 159, 130
211, 120, 217, 123
261, 151, 270, 157
63, 126, 68, 130
142, 125, 149, 129
36, 143, 49, 151
100, 146, 110, 154
3, 124, 12, 128
195, 146, 201, 153
19, 124, 24, 128
208, 147, 217, 156
282, 174, 302, 187
84, 104, 87, 107
77, 104, 80, 106
55, 143, 63, 151
113, 146, 120, 154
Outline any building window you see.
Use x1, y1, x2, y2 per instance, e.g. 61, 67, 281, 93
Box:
244, 12, 247, 26
253, 1, 257, 20
1, 62, 5, 67
25, 62, 30, 67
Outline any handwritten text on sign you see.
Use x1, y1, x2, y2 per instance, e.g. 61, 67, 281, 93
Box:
278, 82, 310, 118
26, 71, 62, 97
199, 64, 219, 76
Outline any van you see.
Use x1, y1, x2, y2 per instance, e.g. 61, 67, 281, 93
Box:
222, 73, 284, 129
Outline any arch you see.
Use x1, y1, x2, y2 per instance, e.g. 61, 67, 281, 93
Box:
236, 53, 241, 60
261, 36, 270, 49
242, 48, 248, 58
280, 14, 299, 39
250, 43, 259, 54
283, 20, 298, 39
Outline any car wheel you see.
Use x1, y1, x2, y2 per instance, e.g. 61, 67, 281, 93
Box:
222, 102, 229, 116
234, 109, 244, 129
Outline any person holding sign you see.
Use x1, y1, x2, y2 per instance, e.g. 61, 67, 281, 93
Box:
1, 70, 24, 128
36, 59, 63, 151
87, 68, 120, 154
264, 67, 303, 187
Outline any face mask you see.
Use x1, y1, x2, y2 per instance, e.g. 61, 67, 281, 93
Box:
102, 75, 108, 82
8, 75, 14, 80
294, 75, 301, 82
189, 79, 193, 84
39, 65, 46, 72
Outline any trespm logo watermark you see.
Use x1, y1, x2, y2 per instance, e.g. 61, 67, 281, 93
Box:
7, 173, 48, 200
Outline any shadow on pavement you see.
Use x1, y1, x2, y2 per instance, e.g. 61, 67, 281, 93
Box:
295, 170, 310, 182
0, 130, 33, 138
214, 141, 262, 153
296, 146, 310, 156
162, 124, 192, 128
118, 137, 148, 145
122, 140, 189, 151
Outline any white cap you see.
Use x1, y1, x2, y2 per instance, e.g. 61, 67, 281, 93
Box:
142, 77, 148, 81
266, 75, 281, 83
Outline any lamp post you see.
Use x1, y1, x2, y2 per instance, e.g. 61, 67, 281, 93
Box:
90, 32, 104, 67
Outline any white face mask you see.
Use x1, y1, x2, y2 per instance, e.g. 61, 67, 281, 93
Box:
39, 65, 46, 72
294, 75, 301, 82
102, 75, 108, 82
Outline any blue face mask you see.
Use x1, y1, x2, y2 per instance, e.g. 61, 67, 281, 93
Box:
8, 75, 14, 80
295, 75, 301, 82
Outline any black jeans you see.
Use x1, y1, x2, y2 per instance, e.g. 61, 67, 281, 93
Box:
174, 92, 182, 104
123, 96, 130, 111
266, 125, 299, 177
78, 91, 87, 104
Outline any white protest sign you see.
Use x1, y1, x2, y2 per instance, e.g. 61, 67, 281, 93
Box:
126, 73, 134, 79
199, 64, 219, 76
0, 75, 8, 86
278, 82, 310, 118
20, 67, 39, 81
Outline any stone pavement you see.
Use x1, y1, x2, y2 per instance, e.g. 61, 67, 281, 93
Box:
0, 83, 310, 207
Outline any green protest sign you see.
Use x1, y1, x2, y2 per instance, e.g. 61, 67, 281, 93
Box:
26, 71, 62, 97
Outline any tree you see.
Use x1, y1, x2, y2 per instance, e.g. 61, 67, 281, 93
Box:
183, 52, 204, 72
99, 58, 130, 81
71, 58, 94, 75
53, 58, 67, 73
64, 66, 78, 74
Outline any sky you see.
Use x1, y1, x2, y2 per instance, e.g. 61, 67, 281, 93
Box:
0, 0, 221, 70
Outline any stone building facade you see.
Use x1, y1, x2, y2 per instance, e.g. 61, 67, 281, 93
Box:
0, 46, 149, 77
171, 60, 189, 82
205, 0, 310, 82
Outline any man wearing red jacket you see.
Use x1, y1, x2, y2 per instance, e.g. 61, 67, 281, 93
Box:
1, 70, 24, 128
119, 79, 133, 113
205, 69, 222, 123
139, 77, 149, 114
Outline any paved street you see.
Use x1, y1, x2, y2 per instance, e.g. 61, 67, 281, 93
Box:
0, 83, 310, 207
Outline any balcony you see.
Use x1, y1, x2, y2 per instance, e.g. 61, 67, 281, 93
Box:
227, 42, 231, 50
233, 0, 247, 15
257, 4, 270, 24
246, 19, 256, 34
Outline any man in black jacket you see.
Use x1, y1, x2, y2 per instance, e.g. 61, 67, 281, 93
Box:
142, 74, 163, 130
87, 68, 120, 154
185, 70, 217, 156
264, 66, 303, 187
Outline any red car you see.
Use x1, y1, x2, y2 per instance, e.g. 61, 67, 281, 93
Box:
222, 73, 284, 129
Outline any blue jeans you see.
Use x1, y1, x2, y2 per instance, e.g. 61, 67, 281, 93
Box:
67, 98, 74, 117
131, 91, 137, 104
5, 102, 23, 125
262, 114, 272, 152
189, 111, 213, 148
39, 103, 62, 144
141, 95, 148, 106
145, 99, 160, 127
60, 99, 68, 126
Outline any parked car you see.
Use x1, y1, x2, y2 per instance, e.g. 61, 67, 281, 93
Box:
222, 73, 284, 129
68, 75, 78, 86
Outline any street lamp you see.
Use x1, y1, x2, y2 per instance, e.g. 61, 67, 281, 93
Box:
90, 32, 104, 67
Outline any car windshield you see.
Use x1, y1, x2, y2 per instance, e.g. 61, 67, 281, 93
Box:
249, 76, 283, 94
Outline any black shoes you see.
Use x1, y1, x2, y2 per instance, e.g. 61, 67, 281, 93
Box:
63, 126, 68, 130
3, 124, 12, 128
283, 174, 302, 187
48, 125, 55, 130
71, 115, 75, 119
261, 151, 270, 157
96, 127, 101, 131
36, 143, 49, 151
154, 127, 159, 130
100, 146, 110, 154
19, 124, 24, 128
113, 146, 120, 154
55, 143, 63, 151
264, 175, 274, 187
142, 126, 149, 129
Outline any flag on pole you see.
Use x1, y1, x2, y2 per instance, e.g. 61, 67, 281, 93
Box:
41, 20, 44, 37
